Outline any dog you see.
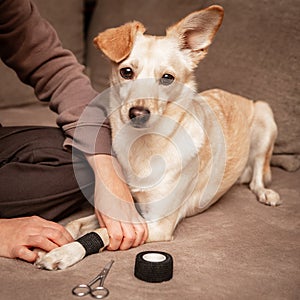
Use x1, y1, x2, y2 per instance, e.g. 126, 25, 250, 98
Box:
35, 5, 281, 270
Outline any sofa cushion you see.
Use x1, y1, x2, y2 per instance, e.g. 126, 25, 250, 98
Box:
199, 0, 300, 171
0, 0, 85, 108
0, 168, 299, 299
86, 0, 300, 171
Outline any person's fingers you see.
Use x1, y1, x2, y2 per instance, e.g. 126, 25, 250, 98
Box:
107, 235, 123, 251
40, 220, 74, 244
97, 211, 125, 251
142, 222, 149, 243
104, 220, 123, 251
95, 210, 148, 250
41, 226, 73, 246
52, 225, 74, 243
27, 216, 74, 244
95, 210, 106, 228
131, 223, 147, 248
118, 223, 136, 250
11, 245, 37, 263
0, 217, 74, 262
26, 235, 59, 252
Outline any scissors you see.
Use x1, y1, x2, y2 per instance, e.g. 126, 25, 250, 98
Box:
72, 260, 114, 299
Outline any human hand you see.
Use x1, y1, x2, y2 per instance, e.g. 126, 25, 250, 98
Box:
86, 154, 148, 250
0, 216, 74, 262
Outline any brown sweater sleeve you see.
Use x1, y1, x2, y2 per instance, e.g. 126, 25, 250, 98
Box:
0, 0, 112, 155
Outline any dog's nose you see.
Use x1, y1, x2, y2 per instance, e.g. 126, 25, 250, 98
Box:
129, 106, 151, 127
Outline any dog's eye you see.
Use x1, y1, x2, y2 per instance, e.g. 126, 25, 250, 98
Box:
160, 74, 175, 86
120, 67, 134, 80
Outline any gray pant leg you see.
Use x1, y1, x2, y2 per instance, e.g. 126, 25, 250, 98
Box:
0, 126, 94, 221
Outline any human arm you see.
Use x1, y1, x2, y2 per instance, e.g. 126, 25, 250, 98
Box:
0, 0, 147, 253
85, 154, 148, 250
0, 216, 74, 262
0, 0, 110, 153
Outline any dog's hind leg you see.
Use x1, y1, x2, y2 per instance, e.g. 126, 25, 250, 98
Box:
240, 101, 281, 206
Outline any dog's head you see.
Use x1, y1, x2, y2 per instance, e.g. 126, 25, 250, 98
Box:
94, 6, 224, 130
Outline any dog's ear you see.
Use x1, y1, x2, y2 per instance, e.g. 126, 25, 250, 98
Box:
167, 5, 224, 63
94, 21, 146, 63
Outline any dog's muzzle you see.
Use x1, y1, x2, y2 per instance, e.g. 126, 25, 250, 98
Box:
129, 106, 151, 128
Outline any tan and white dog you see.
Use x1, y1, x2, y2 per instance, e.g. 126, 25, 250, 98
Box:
36, 5, 281, 270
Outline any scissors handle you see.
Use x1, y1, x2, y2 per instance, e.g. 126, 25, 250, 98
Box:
90, 286, 109, 299
72, 284, 91, 297
72, 284, 109, 299
72, 260, 114, 298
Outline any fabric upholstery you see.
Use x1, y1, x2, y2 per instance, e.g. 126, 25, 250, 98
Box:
0, 168, 299, 299
198, 0, 300, 171
0, 1, 299, 299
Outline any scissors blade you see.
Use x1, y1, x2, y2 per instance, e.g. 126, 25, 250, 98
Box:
100, 260, 114, 279
102, 260, 114, 274
87, 260, 115, 287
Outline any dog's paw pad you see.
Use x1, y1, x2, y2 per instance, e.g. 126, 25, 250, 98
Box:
35, 248, 67, 270
258, 189, 281, 206
34, 242, 85, 271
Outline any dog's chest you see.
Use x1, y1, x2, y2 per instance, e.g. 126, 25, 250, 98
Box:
119, 134, 183, 191
112, 103, 207, 196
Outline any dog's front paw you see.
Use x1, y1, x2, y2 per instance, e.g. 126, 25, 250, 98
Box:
33, 249, 47, 262
35, 242, 85, 271
257, 189, 282, 206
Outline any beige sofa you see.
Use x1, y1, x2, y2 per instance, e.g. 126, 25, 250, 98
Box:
0, 1, 299, 299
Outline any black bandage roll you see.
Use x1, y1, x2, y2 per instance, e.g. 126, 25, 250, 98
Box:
134, 251, 173, 283
76, 232, 104, 257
